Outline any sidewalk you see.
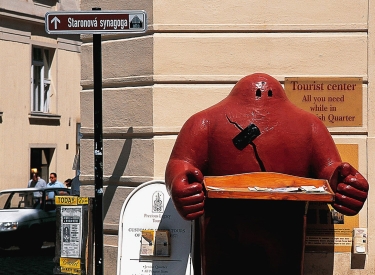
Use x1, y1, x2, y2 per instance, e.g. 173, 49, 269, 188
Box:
0, 243, 55, 275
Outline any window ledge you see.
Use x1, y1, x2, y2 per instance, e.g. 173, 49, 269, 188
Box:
29, 112, 61, 119
29, 112, 61, 125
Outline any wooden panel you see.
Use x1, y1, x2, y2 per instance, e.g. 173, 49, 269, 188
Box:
203, 172, 334, 202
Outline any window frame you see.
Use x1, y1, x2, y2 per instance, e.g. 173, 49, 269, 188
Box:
31, 47, 52, 114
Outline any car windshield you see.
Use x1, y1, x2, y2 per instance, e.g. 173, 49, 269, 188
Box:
0, 191, 41, 210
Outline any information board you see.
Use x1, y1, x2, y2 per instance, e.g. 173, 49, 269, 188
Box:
284, 77, 363, 127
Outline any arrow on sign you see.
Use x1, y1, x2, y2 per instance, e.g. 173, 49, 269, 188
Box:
51, 16, 61, 29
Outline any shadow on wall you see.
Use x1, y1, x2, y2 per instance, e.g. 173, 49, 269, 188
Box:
103, 128, 133, 219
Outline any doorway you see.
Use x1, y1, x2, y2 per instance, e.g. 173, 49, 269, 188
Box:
30, 148, 54, 183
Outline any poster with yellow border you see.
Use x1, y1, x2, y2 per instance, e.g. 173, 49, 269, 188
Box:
305, 144, 359, 252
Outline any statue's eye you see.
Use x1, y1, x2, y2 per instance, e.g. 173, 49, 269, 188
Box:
256, 89, 261, 97
268, 90, 273, 97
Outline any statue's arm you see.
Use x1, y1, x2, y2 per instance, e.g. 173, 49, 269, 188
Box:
311, 119, 368, 215
165, 113, 209, 220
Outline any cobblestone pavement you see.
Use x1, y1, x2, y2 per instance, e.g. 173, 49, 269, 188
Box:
0, 243, 56, 275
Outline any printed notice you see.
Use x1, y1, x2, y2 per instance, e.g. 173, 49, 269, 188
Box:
284, 77, 362, 127
61, 206, 82, 258
305, 144, 360, 252
305, 202, 358, 252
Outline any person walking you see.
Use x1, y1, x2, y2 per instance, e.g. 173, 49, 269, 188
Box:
27, 172, 47, 188
27, 172, 47, 200
46, 172, 65, 199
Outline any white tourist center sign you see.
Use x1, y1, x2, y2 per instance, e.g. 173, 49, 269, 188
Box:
117, 181, 194, 275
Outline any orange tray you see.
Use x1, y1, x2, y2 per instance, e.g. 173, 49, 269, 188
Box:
203, 172, 334, 202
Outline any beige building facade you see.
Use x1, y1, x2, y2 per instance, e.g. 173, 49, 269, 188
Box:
0, 0, 81, 188
79, 1, 375, 274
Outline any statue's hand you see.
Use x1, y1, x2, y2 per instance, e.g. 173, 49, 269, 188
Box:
169, 167, 205, 220
330, 162, 369, 216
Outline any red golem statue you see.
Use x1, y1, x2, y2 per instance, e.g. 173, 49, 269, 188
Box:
165, 73, 368, 220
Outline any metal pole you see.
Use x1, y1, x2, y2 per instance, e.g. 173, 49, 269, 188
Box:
93, 7, 104, 275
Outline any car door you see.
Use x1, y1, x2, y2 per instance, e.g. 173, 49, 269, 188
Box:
42, 189, 58, 241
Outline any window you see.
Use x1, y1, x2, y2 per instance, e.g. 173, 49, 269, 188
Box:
31, 47, 53, 113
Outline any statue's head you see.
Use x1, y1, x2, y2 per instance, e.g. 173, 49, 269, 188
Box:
229, 73, 287, 104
